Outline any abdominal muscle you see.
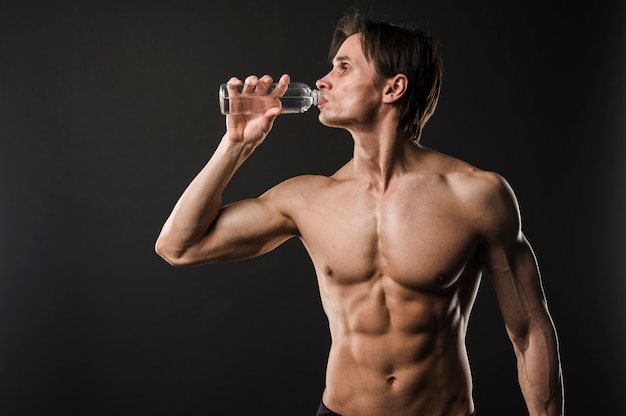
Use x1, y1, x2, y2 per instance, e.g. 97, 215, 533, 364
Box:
320, 273, 475, 416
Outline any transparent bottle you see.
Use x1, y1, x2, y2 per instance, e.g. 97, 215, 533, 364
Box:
219, 82, 322, 115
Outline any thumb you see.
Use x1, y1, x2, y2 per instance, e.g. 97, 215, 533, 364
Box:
258, 107, 282, 134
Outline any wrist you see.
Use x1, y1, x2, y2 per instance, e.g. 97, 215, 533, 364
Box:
219, 133, 257, 162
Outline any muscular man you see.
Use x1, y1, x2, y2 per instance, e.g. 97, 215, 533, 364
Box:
155, 12, 564, 416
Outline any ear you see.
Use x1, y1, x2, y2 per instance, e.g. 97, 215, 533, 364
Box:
382, 74, 408, 104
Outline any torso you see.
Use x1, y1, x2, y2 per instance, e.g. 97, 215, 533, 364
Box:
284, 147, 490, 416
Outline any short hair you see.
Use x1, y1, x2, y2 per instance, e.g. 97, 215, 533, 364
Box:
328, 12, 443, 142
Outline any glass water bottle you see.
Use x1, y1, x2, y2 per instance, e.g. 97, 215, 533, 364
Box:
219, 82, 322, 115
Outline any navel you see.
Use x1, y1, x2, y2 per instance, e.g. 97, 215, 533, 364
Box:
386, 376, 397, 386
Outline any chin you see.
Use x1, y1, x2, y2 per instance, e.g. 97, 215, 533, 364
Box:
318, 113, 331, 127
318, 112, 344, 129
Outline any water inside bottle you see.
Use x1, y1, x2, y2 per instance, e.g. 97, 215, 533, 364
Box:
220, 96, 315, 115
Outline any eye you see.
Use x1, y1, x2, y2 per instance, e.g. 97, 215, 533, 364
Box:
339, 64, 349, 73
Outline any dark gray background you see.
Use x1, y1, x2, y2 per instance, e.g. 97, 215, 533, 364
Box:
1, 0, 624, 415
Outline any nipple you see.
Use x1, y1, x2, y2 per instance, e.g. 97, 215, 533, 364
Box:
324, 265, 334, 277
436, 272, 451, 286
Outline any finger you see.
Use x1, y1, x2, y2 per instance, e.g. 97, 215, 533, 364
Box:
256, 75, 273, 94
242, 75, 259, 94
260, 108, 282, 134
272, 73, 290, 96
226, 77, 243, 96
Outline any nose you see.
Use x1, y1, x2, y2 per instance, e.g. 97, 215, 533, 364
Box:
316, 73, 330, 90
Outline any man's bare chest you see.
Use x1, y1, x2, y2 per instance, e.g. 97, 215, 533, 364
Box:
294, 185, 479, 290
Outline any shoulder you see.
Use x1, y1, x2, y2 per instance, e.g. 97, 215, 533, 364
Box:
419, 149, 506, 199
449, 167, 517, 213
423, 149, 521, 237
263, 159, 355, 198
451, 168, 521, 243
263, 174, 335, 196
258, 174, 337, 210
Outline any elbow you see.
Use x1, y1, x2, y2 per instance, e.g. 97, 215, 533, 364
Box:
508, 322, 559, 360
154, 236, 194, 267
506, 322, 531, 352
510, 332, 530, 353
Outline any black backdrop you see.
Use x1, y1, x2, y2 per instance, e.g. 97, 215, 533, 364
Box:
1, 0, 624, 415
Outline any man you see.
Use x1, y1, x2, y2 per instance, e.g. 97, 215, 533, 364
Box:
155, 12, 564, 416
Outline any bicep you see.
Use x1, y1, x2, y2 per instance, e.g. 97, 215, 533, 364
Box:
181, 195, 298, 265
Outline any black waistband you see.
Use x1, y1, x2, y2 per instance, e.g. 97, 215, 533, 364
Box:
316, 400, 475, 416
316, 401, 341, 416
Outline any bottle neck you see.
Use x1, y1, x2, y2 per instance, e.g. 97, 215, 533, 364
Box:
311, 89, 322, 106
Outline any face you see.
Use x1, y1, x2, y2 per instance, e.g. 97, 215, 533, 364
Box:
316, 34, 384, 130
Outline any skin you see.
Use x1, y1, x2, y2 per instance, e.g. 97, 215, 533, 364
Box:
155, 34, 564, 416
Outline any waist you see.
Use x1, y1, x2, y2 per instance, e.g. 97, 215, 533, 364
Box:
324, 334, 473, 415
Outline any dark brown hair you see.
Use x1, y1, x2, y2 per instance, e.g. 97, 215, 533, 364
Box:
328, 12, 443, 142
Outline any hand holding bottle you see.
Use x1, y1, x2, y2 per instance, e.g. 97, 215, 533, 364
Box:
223, 74, 290, 148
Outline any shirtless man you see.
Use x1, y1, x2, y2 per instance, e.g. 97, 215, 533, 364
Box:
155, 13, 564, 416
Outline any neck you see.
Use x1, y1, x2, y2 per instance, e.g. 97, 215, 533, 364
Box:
350, 125, 419, 192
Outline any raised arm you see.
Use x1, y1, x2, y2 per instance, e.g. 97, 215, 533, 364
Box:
155, 74, 297, 266
477, 173, 564, 416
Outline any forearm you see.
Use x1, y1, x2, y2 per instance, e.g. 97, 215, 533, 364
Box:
155, 135, 254, 264
515, 326, 564, 416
